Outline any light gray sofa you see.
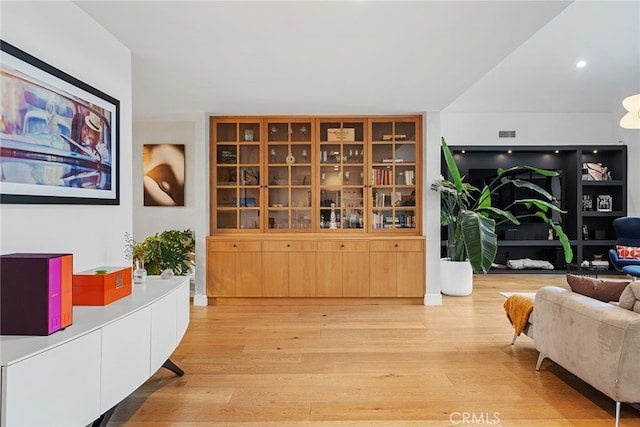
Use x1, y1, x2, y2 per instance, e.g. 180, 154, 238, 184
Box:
533, 286, 640, 427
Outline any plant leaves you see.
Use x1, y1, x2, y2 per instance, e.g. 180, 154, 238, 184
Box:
459, 210, 497, 274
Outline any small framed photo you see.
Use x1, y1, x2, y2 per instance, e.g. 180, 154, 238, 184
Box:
597, 195, 612, 212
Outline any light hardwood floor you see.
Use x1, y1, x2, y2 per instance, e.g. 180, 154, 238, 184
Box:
108, 274, 640, 426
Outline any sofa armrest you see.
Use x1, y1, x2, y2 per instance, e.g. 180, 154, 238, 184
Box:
534, 286, 640, 403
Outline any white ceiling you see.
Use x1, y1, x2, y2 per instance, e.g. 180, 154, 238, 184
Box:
75, 0, 640, 120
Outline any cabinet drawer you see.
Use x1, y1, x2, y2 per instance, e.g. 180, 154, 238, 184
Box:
370, 239, 424, 252
317, 240, 369, 252
208, 240, 262, 252
262, 240, 316, 252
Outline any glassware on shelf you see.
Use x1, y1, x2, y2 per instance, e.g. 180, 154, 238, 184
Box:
330, 203, 338, 229
133, 260, 147, 284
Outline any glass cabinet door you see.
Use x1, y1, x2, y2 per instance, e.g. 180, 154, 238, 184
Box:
318, 120, 366, 231
266, 120, 313, 231
212, 120, 262, 231
369, 119, 419, 231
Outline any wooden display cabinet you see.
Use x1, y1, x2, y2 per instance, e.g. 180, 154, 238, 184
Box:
211, 118, 262, 232
369, 118, 420, 232
208, 115, 425, 302
318, 119, 366, 231
265, 119, 314, 232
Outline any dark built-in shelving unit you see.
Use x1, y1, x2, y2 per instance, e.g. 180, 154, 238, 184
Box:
441, 145, 627, 274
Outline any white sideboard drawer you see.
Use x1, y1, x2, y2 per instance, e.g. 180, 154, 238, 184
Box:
101, 306, 152, 411
2, 330, 101, 427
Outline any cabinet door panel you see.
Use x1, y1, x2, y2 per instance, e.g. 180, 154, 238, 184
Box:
397, 251, 424, 297
370, 252, 396, 296
316, 252, 343, 296
3, 331, 101, 427
236, 252, 262, 296
262, 252, 289, 297
289, 252, 316, 297
343, 252, 370, 297
102, 307, 151, 411
150, 291, 177, 374
207, 251, 235, 296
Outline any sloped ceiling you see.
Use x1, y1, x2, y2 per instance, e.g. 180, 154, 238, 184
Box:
75, 1, 639, 120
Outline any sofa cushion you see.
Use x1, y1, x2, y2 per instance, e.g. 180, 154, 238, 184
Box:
617, 245, 640, 259
618, 282, 640, 313
566, 274, 630, 302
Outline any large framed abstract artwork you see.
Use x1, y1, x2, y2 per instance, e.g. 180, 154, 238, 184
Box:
0, 40, 120, 205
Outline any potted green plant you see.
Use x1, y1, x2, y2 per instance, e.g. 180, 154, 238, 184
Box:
140, 229, 195, 276
431, 138, 573, 292
125, 229, 195, 277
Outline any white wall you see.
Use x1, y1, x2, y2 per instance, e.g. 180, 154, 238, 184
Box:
132, 120, 197, 238
441, 112, 614, 146
132, 117, 209, 303
0, 1, 132, 271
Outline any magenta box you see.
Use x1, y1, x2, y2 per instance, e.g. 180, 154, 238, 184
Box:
0, 253, 68, 335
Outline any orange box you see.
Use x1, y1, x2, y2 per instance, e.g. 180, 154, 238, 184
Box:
72, 266, 132, 306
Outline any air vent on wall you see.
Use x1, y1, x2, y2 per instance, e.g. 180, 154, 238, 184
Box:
499, 130, 516, 138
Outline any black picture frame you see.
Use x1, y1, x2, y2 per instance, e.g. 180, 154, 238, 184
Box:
0, 40, 119, 205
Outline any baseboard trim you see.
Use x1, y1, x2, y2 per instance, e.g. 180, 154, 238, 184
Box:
423, 293, 443, 306
207, 297, 424, 306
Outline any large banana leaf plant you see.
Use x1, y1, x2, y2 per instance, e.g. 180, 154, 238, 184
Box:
431, 137, 573, 274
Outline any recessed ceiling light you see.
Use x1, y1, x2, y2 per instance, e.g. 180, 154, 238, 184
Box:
576, 60, 587, 68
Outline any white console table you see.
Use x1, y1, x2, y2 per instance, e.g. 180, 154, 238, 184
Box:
0, 276, 190, 427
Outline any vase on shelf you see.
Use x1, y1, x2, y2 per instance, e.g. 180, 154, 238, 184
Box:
133, 259, 147, 284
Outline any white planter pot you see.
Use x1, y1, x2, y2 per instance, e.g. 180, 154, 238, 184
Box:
440, 258, 473, 296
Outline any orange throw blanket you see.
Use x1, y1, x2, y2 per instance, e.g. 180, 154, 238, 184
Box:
504, 295, 534, 336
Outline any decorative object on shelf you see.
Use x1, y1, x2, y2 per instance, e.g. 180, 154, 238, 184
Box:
597, 195, 612, 212
582, 194, 593, 211
329, 203, 338, 229
133, 259, 147, 284
432, 137, 573, 275
286, 153, 295, 164
244, 129, 254, 141
73, 266, 133, 306
160, 268, 174, 279
327, 128, 355, 142
582, 162, 611, 181
583, 224, 589, 240
548, 229, 554, 240
0, 41, 119, 205
125, 229, 194, 276
1, 253, 74, 335
127, 240, 147, 282
619, 93, 640, 129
